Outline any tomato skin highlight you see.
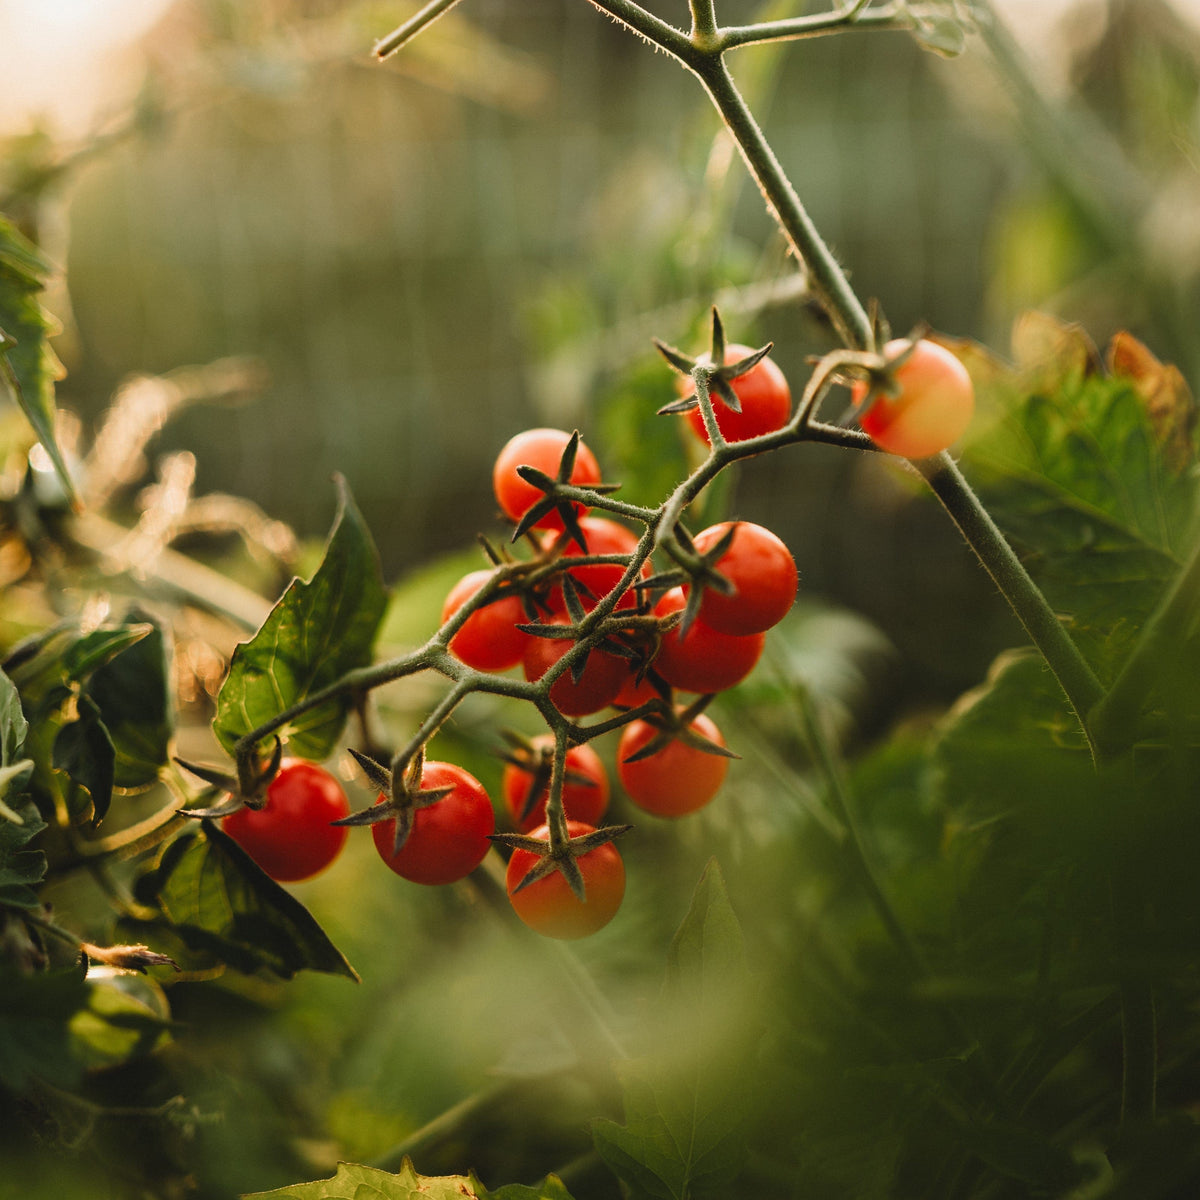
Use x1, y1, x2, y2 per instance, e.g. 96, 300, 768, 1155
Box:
502, 736, 610, 833
222, 760, 350, 883
522, 619, 630, 716
505, 821, 626, 939
372, 761, 495, 885
680, 344, 791, 445
442, 569, 530, 671
653, 588, 765, 694
618, 713, 729, 817
691, 521, 798, 636
493, 428, 602, 532
851, 339, 974, 458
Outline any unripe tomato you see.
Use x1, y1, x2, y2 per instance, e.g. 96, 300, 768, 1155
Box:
618, 713, 729, 817
691, 521, 798, 636
522, 619, 630, 716
506, 821, 625, 939
502, 736, 610, 832
223, 760, 349, 882
441, 569, 530, 671
653, 588, 765, 694
851, 339, 974, 458
679, 344, 791, 445
372, 761, 495, 885
493, 428, 601, 532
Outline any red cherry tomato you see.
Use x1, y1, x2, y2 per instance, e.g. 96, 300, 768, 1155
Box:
653, 587, 765, 694
851, 339, 974, 458
522, 619, 630, 716
544, 516, 647, 614
371, 761, 495, 885
691, 521, 798, 636
442, 569, 530, 671
618, 712, 729, 817
502, 736, 610, 833
505, 821, 625, 939
493, 428, 602, 532
613, 670, 662, 709
678, 344, 791, 445
222, 760, 349, 883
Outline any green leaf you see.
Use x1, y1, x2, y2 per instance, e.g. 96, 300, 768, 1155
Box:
0, 663, 29, 766
134, 824, 357, 981
62, 623, 153, 683
52, 694, 116, 824
0, 956, 90, 1090
0, 215, 74, 502
84, 614, 174, 788
69, 973, 172, 1070
593, 861, 754, 1200
214, 477, 387, 760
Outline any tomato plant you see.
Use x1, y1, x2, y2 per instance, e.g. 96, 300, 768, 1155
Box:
502, 735, 609, 832
543, 515, 646, 613
690, 521, 798, 635
679, 343, 791, 444
505, 820, 626, 939
492, 427, 601, 532
618, 712, 729, 817
222, 759, 350, 882
653, 587, 765, 694
371, 761, 495, 885
522, 618, 630, 715
851, 338, 975, 458
441, 568, 530, 670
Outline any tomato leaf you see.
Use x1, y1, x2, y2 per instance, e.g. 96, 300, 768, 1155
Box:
0, 215, 74, 502
0, 667, 43, 906
52, 694, 116, 825
214, 476, 387, 760
592, 860, 754, 1199
130, 823, 357, 981
83, 613, 174, 788
0, 956, 90, 1091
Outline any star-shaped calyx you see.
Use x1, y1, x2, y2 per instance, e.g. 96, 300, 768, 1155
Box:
635, 522, 737, 639
175, 736, 284, 818
497, 729, 605, 828
619, 693, 739, 766
334, 747, 456, 857
653, 306, 775, 418
509, 430, 621, 548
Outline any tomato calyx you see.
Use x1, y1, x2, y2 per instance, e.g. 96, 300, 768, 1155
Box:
497, 730, 603, 828
507, 430, 621, 547
654, 306, 774, 419
335, 747, 456, 857
637, 523, 737, 638
175, 735, 284, 817
491, 817, 631, 905
618, 694, 738, 767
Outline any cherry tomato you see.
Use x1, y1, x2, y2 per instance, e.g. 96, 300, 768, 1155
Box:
691, 521, 798, 636
618, 712, 729, 817
502, 736, 609, 832
493, 428, 602, 532
371, 761, 495, 885
223, 760, 349, 883
613, 670, 662, 709
544, 516, 647, 614
851, 339, 974, 458
442, 569, 530, 671
653, 587, 765, 694
505, 821, 625, 939
678, 344, 791, 445
522, 619, 630, 716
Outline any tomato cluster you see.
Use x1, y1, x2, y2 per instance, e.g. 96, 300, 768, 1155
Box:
225, 337, 816, 940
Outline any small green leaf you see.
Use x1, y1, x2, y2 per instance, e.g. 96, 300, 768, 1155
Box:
0, 215, 74, 502
0, 664, 29, 766
135, 824, 357, 981
0, 956, 90, 1090
62, 624, 152, 683
52, 694, 116, 824
69, 973, 172, 1070
214, 477, 387, 760
84, 614, 174, 788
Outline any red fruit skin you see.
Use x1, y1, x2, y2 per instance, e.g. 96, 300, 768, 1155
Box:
850, 339, 974, 458
442, 569, 530, 671
223, 760, 349, 883
506, 821, 626, 939
618, 713, 729, 817
493, 428, 602, 532
692, 522, 798, 636
502, 737, 610, 833
653, 588, 765, 694
522, 620, 630, 716
680, 344, 791, 445
372, 762, 495, 885
544, 516, 647, 614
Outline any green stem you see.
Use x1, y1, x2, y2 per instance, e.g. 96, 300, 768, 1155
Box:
720, 0, 908, 51
373, 0, 466, 60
